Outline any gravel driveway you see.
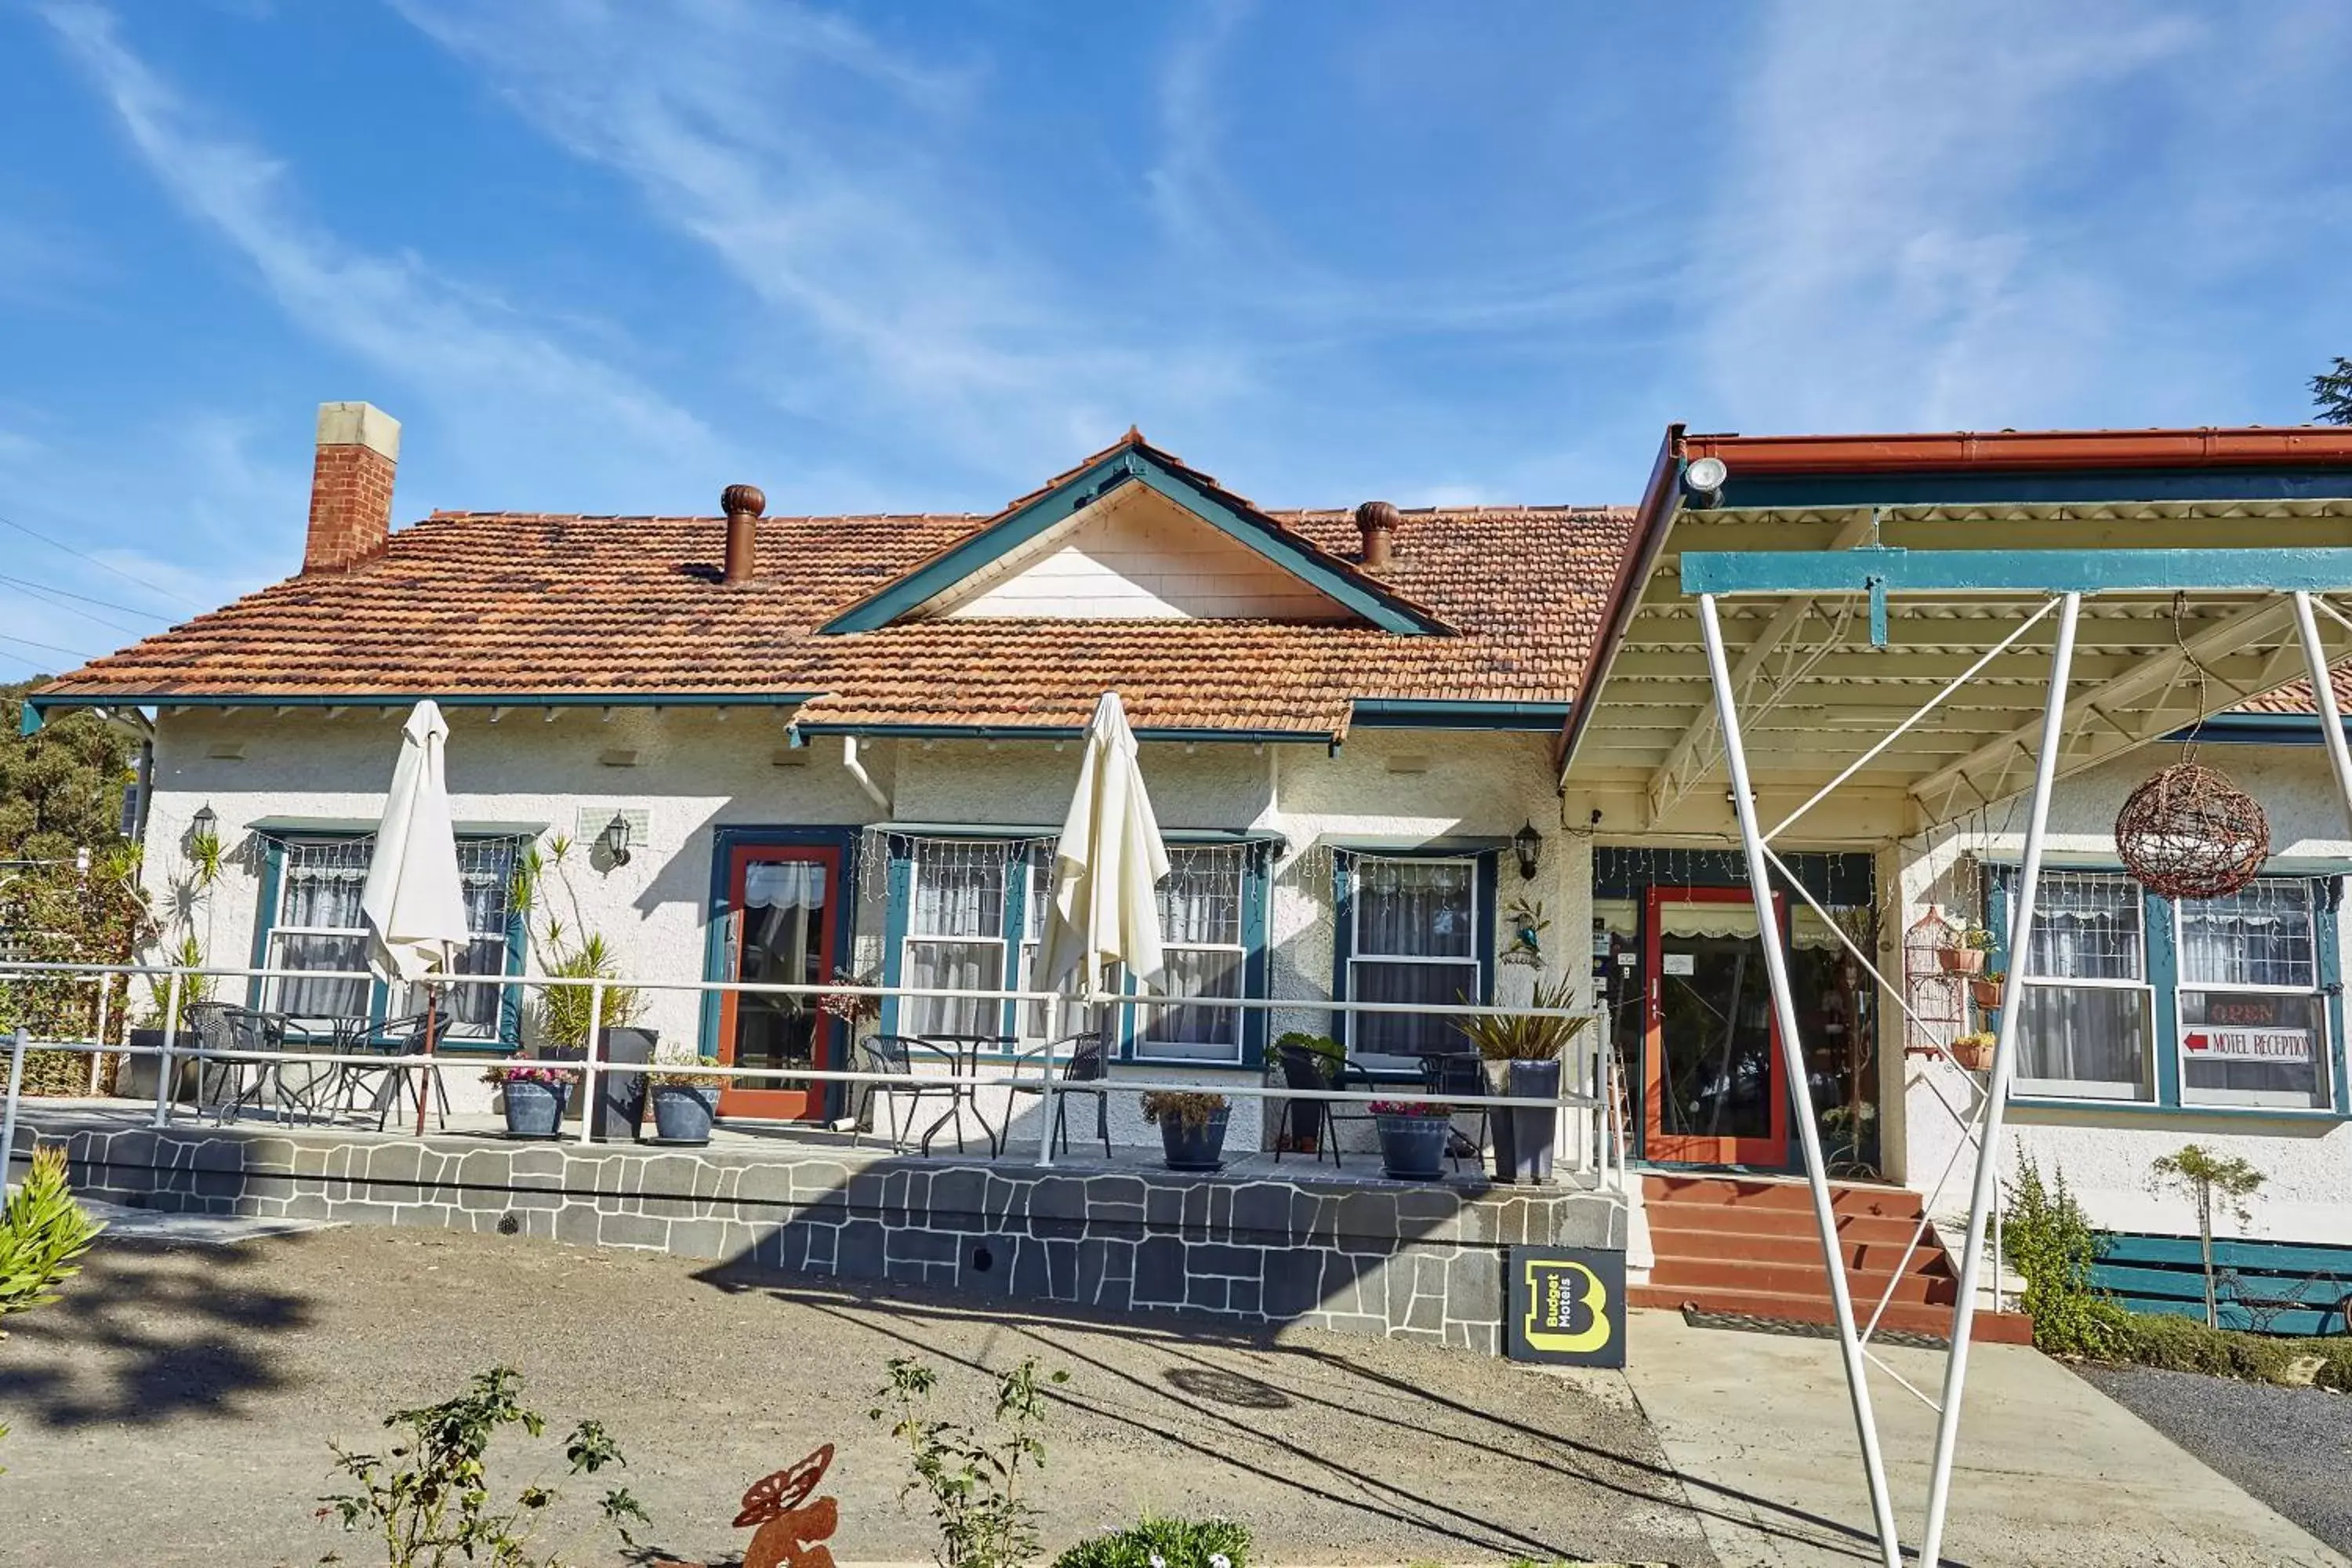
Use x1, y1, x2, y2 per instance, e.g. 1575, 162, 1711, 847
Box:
2077, 1362, 2352, 1557
0, 1223, 1715, 1567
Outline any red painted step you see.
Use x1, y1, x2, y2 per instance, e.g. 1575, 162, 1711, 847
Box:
1640, 1173, 2034, 1345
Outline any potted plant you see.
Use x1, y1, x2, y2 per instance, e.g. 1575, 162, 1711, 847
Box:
645, 1051, 724, 1145
484, 1060, 579, 1138
1370, 1100, 1453, 1181
516, 839, 653, 1138
1949, 1031, 1998, 1073
125, 931, 209, 1105
1142, 1091, 1231, 1171
1454, 976, 1591, 1185
1271, 1030, 1343, 1152
1969, 970, 2005, 1011
1937, 926, 1994, 975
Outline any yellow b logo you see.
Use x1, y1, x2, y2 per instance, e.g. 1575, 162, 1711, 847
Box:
1523, 1258, 1613, 1356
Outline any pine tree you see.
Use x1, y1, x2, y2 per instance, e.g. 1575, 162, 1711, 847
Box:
2314, 358, 2352, 425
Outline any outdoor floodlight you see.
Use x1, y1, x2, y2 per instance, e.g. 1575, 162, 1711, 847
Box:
1682, 454, 1728, 506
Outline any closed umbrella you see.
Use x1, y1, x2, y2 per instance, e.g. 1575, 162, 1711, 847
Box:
1039, 691, 1171, 1027
361, 700, 470, 1134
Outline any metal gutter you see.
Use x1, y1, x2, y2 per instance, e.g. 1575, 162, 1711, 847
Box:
1681, 426, 2352, 474
1348, 699, 1573, 731
790, 720, 1333, 745
1553, 423, 1685, 782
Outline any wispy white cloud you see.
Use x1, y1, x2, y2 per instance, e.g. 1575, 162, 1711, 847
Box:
1688, 0, 2352, 432
39, 1, 724, 504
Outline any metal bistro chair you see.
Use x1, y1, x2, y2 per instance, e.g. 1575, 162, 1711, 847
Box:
1004, 1032, 1112, 1160
851, 1033, 969, 1154
354, 1011, 452, 1134
1270, 1040, 1377, 1169
191, 1004, 299, 1124
1417, 1048, 1490, 1177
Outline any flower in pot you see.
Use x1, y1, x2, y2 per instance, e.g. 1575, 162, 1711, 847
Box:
1454, 977, 1590, 1185
1369, 1099, 1454, 1181
1142, 1090, 1231, 1171
1949, 1031, 1998, 1073
1969, 970, 2006, 1011
483, 1060, 580, 1138
645, 1051, 725, 1145
1936, 927, 1994, 975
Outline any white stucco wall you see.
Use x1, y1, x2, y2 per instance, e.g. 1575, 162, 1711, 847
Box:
136, 710, 1592, 1149
1894, 742, 2352, 1245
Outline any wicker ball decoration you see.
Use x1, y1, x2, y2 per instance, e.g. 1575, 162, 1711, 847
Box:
2114, 760, 2270, 900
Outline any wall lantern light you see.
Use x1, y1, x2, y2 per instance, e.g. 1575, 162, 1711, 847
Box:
190, 803, 218, 844
599, 811, 634, 867
1513, 822, 1543, 880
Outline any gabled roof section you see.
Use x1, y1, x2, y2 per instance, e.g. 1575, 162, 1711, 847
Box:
818, 430, 1453, 635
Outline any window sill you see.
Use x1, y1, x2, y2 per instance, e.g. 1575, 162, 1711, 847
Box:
2010, 1095, 2350, 1126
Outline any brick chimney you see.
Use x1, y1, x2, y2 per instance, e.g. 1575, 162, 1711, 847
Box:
303, 401, 401, 574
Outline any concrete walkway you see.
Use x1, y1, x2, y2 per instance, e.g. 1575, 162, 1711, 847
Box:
1622, 1308, 2347, 1567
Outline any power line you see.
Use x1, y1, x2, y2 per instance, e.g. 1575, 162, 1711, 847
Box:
0, 630, 96, 661
0, 575, 158, 637
0, 571, 172, 624
0, 510, 205, 611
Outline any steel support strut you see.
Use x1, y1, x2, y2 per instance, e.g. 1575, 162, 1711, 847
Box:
1696, 593, 1905, 1568
2291, 593, 2352, 834
1918, 591, 2082, 1566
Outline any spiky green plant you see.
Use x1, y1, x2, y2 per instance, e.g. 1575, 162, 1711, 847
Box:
1454, 975, 1592, 1062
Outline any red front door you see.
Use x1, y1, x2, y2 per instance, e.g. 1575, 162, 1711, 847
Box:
1642, 886, 1790, 1167
716, 844, 841, 1121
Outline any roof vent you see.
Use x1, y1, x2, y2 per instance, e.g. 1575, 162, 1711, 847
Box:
721, 484, 766, 586
1355, 500, 1400, 570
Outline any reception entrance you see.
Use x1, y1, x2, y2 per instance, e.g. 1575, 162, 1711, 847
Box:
1642, 886, 1790, 1167
715, 843, 841, 1121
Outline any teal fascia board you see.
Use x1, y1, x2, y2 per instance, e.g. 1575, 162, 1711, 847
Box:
1348, 699, 1573, 731
1719, 467, 2352, 510
793, 720, 1330, 744
2174, 713, 2349, 746
24, 691, 819, 735
1681, 545, 2352, 597
818, 446, 1444, 636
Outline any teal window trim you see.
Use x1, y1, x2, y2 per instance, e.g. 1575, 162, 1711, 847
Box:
877, 831, 1272, 1069
1328, 845, 1499, 1054
1989, 864, 2347, 1118
249, 832, 526, 1050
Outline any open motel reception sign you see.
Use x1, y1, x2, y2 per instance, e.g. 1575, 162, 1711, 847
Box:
2181, 1025, 2314, 1063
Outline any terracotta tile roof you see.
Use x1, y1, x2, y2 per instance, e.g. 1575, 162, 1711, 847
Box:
34, 450, 1635, 736
2230, 664, 2352, 717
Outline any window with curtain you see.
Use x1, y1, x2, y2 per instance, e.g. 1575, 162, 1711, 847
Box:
2013, 869, 2154, 1101
1138, 845, 1247, 1062
268, 838, 374, 1022
2177, 877, 2328, 1109
268, 835, 520, 1036
902, 839, 1006, 1037
1347, 855, 1479, 1056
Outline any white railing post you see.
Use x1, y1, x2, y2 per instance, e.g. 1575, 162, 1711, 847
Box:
1033, 993, 1061, 1167
1920, 590, 2081, 1567
2, 1027, 27, 1198
90, 975, 111, 1096
575, 979, 606, 1147
151, 968, 183, 1129
1700, 591, 1904, 1568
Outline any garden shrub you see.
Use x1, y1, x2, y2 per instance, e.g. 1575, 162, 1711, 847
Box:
2001, 1157, 2132, 1359
2119, 1312, 2296, 1381
1052, 1516, 1250, 1568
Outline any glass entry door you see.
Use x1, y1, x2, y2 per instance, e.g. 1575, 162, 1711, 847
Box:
1642, 886, 1789, 1167
717, 844, 840, 1121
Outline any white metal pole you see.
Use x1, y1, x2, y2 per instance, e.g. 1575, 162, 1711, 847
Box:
2292, 593, 2352, 827
1918, 591, 2080, 1566
575, 980, 606, 1146
1035, 991, 1061, 1167
151, 968, 183, 1129
2, 1027, 27, 1199
91, 978, 111, 1095
1698, 593, 1904, 1568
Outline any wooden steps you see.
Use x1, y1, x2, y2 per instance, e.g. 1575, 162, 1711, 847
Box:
1633, 1174, 2035, 1345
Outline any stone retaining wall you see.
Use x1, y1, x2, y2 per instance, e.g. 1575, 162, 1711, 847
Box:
13, 1119, 1626, 1356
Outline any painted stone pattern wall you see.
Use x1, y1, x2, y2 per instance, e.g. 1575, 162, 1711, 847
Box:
1893, 742, 2352, 1245
134, 712, 1596, 1149
15, 1118, 1628, 1355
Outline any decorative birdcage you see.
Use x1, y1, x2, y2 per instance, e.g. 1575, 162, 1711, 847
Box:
1902, 906, 1965, 1055
2114, 760, 2269, 901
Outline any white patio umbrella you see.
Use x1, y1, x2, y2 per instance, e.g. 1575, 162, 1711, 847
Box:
360, 699, 470, 1134
1038, 691, 1171, 1029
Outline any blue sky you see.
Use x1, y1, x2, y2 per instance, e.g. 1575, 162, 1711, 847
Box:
3, 1, 2350, 677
